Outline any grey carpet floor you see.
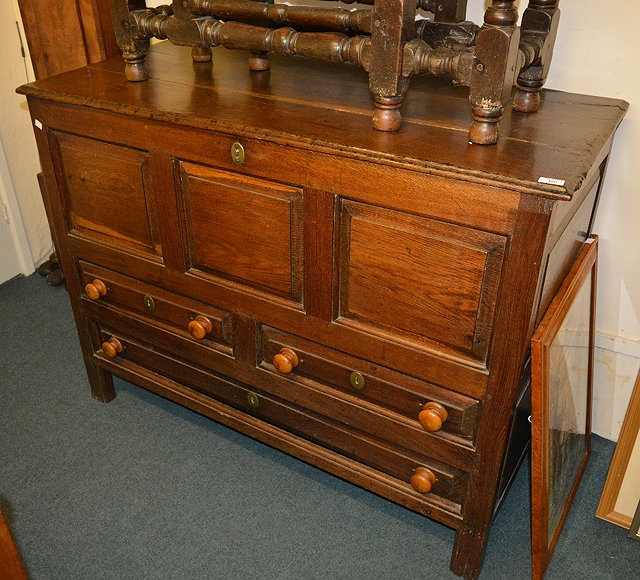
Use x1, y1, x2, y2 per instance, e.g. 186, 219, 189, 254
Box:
1, 273, 637, 579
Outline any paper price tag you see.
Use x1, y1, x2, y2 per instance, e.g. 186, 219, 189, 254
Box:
538, 176, 565, 186
34, 119, 43, 130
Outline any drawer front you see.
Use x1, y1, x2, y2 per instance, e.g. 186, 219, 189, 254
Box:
259, 326, 480, 443
336, 199, 507, 366
51, 131, 162, 259
92, 324, 467, 511
254, 326, 476, 472
79, 262, 234, 355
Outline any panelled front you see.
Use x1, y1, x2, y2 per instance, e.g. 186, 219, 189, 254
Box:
37, 103, 523, 524
41, 109, 512, 397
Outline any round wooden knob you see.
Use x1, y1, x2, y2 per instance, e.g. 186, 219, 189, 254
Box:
418, 402, 449, 432
410, 467, 437, 494
188, 315, 213, 340
272, 348, 299, 374
85, 279, 107, 300
101, 337, 123, 359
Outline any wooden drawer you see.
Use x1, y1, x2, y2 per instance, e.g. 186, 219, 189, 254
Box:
78, 261, 234, 356
253, 326, 476, 472
259, 326, 480, 443
91, 323, 467, 513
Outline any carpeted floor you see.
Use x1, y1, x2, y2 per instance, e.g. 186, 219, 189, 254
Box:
1, 273, 637, 579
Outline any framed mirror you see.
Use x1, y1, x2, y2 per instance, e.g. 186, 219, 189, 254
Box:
531, 237, 598, 579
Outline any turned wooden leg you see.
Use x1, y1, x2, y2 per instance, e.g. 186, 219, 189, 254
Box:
513, 79, 543, 113
469, 105, 503, 145
248, 51, 270, 71
368, 0, 415, 133
192, 47, 213, 63
513, 0, 561, 114
122, 50, 148, 82
372, 95, 404, 132
112, 1, 150, 81
468, 0, 521, 144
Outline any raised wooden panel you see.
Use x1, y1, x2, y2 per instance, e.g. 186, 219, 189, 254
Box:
179, 162, 303, 302
337, 200, 507, 363
53, 132, 160, 257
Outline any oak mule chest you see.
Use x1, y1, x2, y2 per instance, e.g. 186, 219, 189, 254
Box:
19, 43, 627, 579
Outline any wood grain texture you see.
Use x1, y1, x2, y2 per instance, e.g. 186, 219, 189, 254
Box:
338, 200, 506, 364
180, 162, 303, 302
531, 237, 597, 580
259, 325, 480, 442
451, 194, 554, 579
52, 132, 160, 257
17, 44, 628, 198
79, 261, 234, 352
0, 511, 28, 580
17, 0, 118, 80
21, 44, 627, 580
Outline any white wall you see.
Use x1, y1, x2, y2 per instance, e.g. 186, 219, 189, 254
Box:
0, 0, 52, 268
546, 3, 640, 441
506, 1, 640, 442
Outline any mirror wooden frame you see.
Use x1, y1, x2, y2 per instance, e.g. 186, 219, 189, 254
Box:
596, 369, 640, 529
531, 236, 598, 580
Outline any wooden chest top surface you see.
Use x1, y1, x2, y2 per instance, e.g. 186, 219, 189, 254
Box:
19, 41, 627, 197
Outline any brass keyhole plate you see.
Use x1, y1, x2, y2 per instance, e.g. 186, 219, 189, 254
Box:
247, 391, 260, 408
143, 294, 156, 313
231, 142, 245, 165
349, 371, 366, 391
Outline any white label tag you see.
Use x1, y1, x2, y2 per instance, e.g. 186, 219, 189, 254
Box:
538, 176, 565, 186
585, 238, 595, 244
34, 119, 43, 130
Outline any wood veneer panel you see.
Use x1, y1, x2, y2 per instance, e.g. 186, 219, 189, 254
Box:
52, 132, 160, 257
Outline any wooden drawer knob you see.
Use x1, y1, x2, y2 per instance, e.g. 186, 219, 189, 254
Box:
273, 348, 299, 374
101, 337, 123, 359
418, 402, 449, 432
85, 279, 107, 300
410, 467, 437, 494
188, 315, 213, 340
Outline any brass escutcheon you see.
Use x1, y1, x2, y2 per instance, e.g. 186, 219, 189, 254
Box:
143, 294, 156, 313
247, 391, 260, 408
349, 371, 366, 391
231, 142, 245, 165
